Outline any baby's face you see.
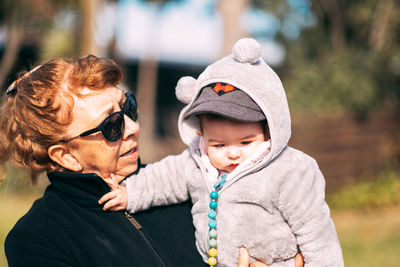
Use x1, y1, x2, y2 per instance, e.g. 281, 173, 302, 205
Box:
198, 117, 266, 173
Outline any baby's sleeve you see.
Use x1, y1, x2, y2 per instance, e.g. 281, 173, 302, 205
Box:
277, 158, 344, 267
124, 149, 195, 213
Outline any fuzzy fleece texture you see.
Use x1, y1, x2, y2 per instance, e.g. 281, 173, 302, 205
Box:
125, 38, 344, 266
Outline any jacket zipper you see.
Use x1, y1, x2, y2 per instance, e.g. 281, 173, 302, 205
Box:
124, 212, 168, 267
125, 211, 142, 229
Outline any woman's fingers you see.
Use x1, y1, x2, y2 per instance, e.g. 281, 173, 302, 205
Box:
237, 247, 300, 267
294, 253, 304, 267
250, 262, 268, 267
237, 247, 251, 267
237, 247, 269, 267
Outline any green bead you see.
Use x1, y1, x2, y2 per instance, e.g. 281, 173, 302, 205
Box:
209, 200, 218, 209
208, 219, 217, 228
208, 210, 217, 219
209, 238, 217, 248
210, 191, 218, 199
209, 229, 217, 238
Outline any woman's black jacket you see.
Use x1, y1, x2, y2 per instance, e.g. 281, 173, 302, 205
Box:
5, 169, 207, 267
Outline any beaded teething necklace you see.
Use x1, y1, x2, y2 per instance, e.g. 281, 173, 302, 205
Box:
207, 173, 228, 266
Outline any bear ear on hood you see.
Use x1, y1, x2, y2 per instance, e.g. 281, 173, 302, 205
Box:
175, 76, 197, 104
232, 38, 261, 64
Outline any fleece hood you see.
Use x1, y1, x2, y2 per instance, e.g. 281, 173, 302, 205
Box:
176, 38, 291, 167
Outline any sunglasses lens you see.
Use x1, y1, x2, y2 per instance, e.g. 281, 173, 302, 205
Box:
124, 93, 138, 121
103, 113, 124, 141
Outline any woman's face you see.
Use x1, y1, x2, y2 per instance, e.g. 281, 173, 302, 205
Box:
65, 86, 140, 183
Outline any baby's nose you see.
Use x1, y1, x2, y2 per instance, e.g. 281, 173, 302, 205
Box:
227, 147, 240, 159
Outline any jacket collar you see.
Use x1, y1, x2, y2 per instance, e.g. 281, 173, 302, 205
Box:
47, 159, 142, 208
47, 171, 110, 208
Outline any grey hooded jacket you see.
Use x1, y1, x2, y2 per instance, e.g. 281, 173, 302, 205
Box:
125, 38, 344, 267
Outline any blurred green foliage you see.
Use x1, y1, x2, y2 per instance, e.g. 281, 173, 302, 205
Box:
256, 0, 400, 116
283, 46, 387, 114
0, 164, 46, 195
0, 0, 79, 38
328, 169, 400, 210
40, 25, 80, 60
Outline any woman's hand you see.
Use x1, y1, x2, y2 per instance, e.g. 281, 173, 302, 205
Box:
237, 247, 304, 267
294, 253, 304, 267
237, 247, 268, 267
98, 174, 128, 211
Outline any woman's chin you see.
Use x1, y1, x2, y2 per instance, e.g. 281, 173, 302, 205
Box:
115, 160, 139, 182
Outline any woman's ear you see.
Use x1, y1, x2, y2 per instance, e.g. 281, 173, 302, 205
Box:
196, 130, 203, 136
48, 144, 82, 172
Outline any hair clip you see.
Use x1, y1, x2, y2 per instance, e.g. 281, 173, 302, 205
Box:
6, 80, 17, 94
5, 65, 42, 95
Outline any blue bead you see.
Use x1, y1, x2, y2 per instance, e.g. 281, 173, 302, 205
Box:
209, 201, 218, 209
208, 220, 217, 228
209, 229, 217, 238
208, 210, 217, 219
210, 191, 218, 199
209, 238, 217, 248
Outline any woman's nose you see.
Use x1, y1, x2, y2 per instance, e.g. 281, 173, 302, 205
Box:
123, 114, 140, 139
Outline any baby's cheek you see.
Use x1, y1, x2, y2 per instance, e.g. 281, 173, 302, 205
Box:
211, 153, 225, 169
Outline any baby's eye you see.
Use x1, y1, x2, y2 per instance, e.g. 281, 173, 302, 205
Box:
241, 141, 252, 145
214, 144, 225, 148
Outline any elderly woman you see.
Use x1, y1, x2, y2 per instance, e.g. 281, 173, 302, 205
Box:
1, 55, 302, 267
1, 55, 206, 266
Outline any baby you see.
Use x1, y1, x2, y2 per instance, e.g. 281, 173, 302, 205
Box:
100, 38, 344, 267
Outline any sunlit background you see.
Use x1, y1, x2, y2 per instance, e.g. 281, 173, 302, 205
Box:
0, 0, 399, 266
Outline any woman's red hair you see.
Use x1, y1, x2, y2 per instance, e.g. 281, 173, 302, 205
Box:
0, 55, 122, 183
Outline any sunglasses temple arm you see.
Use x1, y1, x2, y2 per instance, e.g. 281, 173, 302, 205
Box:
79, 127, 100, 137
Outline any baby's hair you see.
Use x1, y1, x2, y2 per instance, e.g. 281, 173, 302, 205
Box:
0, 55, 122, 183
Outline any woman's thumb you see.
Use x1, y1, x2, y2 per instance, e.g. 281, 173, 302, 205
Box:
237, 247, 250, 267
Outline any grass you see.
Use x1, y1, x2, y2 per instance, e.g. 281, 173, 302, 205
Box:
332, 207, 400, 267
328, 169, 400, 266
0, 192, 42, 267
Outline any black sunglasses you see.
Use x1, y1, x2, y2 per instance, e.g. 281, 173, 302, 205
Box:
61, 92, 138, 143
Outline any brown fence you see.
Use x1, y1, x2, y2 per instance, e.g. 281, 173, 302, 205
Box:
289, 110, 400, 189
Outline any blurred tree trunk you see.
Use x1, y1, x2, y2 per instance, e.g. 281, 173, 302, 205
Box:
136, 58, 158, 160
369, 0, 395, 51
135, 0, 162, 161
317, 0, 345, 50
0, 21, 23, 91
79, 0, 102, 56
218, 0, 249, 56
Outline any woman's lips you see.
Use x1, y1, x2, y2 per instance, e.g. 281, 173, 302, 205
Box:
120, 147, 137, 157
